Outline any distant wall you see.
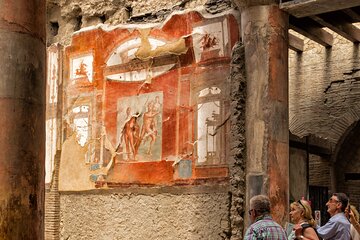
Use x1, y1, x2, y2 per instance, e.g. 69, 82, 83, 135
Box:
289, 34, 360, 147
289, 34, 360, 207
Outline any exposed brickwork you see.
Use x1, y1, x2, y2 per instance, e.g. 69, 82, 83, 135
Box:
289, 33, 360, 211
45, 151, 61, 240
335, 122, 360, 209
47, 0, 211, 46
309, 154, 331, 188
289, 35, 360, 147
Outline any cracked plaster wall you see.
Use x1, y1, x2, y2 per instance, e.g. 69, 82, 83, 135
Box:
46, 0, 246, 239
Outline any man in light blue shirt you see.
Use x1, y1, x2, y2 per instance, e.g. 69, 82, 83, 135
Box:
317, 193, 351, 240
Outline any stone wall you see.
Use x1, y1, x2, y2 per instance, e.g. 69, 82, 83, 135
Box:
335, 121, 360, 209
60, 190, 229, 240
289, 33, 360, 206
47, 0, 233, 46
309, 154, 331, 188
289, 34, 360, 147
45, 1, 246, 239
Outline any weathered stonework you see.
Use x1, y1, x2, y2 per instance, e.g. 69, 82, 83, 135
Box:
0, 0, 46, 238
289, 33, 360, 146
228, 43, 246, 240
241, 4, 289, 226
60, 190, 229, 239
289, 32, 360, 211
47, 0, 234, 46
45, 4, 247, 239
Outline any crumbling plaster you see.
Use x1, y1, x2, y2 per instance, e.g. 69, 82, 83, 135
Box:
47, 0, 233, 46
46, 1, 245, 239
60, 191, 229, 240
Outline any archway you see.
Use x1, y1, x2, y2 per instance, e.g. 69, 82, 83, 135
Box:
335, 120, 360, 209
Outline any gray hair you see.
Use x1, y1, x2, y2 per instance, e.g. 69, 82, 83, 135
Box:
333, 193, 349, 212
250, 195, 271, 215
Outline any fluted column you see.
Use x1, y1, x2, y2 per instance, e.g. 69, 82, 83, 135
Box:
234, 0, 290, 226
0, 0, 46, 239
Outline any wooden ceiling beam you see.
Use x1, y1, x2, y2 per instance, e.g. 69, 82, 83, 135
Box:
342, 8, 360, 22
311, 15, 360, 42
280, 0, 360, 18
288, 33, 304, 52
289, 16, 333, 47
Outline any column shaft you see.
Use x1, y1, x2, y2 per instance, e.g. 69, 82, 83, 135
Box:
0, 0, 46, 239
243, 5, 289, 225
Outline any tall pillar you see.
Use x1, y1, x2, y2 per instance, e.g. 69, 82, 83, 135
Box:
0, 0, 46, 239
236, 1, 289, 226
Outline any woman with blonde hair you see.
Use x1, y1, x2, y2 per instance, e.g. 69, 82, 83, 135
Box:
348, 205, 360, 240
288, 200, 319, 240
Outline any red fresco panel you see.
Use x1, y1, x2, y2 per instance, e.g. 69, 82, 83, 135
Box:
61, 11, 240, 189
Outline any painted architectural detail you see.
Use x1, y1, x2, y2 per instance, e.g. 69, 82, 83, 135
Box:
58, 10, 240, 190
70, 54, 93, 82
46, 45, 60, 184
72, 105, 90, 147
192, 18, 229, 63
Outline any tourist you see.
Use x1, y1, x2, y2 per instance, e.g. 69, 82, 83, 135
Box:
288, 200, 319, 240
316, 193, 350, 240
244, 195, 287, 240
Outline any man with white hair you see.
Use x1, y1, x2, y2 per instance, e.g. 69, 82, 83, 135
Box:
244, 195, 287, 240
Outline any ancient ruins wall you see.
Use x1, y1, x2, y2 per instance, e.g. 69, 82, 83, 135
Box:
45, 1, 246, 239
289, 33, 360, 204
47, 0, 232, 46
60, 190, 229, 239
289, 34, 360, 148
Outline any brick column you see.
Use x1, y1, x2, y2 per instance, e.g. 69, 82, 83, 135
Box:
236, 1, 289, 226
0, 0, 46, 239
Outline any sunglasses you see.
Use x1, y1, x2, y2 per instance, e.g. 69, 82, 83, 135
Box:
298, 200, 306, 209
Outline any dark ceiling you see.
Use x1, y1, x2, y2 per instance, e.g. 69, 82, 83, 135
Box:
279, 0, 360, 51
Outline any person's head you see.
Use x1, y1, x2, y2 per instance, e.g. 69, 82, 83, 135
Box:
126, 107, 131, 116
326, 193, 349, 216
289, 200, 317, 227
249, 195, 271, 223
148, 100, 154, 110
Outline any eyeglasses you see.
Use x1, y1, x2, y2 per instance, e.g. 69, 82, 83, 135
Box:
328, 198, 340, 203
298, 200, 306, 209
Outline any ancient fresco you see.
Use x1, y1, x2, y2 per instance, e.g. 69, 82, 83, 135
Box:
70, 54, 93, 82
57, 10, 240, 190
45, 45, 60, 184
193, 19, 229, 63
115, 92, 163, 162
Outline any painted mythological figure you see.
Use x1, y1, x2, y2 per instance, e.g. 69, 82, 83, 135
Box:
116, 107, 140, 160
140, 100, 160, 155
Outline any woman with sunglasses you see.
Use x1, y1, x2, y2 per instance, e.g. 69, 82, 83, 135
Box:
287, 200, 319, 240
